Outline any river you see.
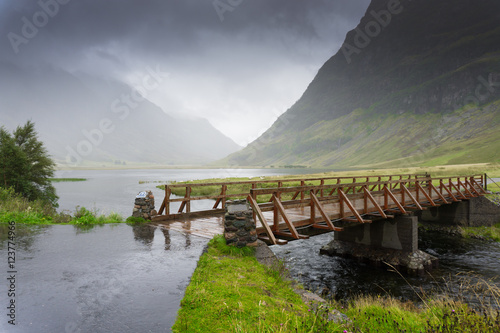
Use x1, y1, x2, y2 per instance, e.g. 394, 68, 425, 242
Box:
270, 231, 500, 304
0, 169, 499, 332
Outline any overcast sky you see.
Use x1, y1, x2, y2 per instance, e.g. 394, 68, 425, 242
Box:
0, 0, 370, 146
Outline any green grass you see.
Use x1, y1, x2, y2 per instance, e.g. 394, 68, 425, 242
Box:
49, 178, 87, 182
173, 235, 336, 332
461, 223, 500, 242
173, 236, 500, 332
0, 187, 124, 226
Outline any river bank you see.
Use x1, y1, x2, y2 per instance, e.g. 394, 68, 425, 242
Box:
173, 235, 500, 332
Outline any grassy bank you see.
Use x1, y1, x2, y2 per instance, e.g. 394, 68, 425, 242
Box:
461, 223, 500, 242
173, 235, 500, 332
0, 187, 131, 226
49, 178, 87, 182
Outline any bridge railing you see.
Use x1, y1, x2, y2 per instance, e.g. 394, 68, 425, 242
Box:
246, 174, 487, 244
156, 173, 428, 217
249, 174, 486, 201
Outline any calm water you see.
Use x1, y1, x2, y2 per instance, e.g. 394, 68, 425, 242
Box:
53, 168, 332, 216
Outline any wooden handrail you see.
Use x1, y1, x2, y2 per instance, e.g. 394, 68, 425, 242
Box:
164, 173, 427, 188
156, 174, 485, 218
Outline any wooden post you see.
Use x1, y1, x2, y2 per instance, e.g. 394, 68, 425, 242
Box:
401, 182, 406, 207
165, 186, 171, 216
310, 191, 316, 224
339, 187, 345, 218
250, 189, 257, 225
186, 186, 191, 213
384, 184, 388, 209
221, 184, 227, 210
301, 180, 305, 201
363, 185, 368, 214
273, 192, 279, 231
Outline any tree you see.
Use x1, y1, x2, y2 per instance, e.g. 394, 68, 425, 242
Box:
0, 121, 58, 207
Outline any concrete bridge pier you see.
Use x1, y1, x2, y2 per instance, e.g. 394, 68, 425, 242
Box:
320, 214, 438, 276
417, 196, 500, 227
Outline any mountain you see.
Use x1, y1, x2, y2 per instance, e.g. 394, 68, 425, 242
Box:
222, 0, 500, 168
0, 64, 240, 166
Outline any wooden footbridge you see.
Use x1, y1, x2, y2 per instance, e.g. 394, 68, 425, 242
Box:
152, 174, 489, 244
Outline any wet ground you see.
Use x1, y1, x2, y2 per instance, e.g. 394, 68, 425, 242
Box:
0, 223, 207, 333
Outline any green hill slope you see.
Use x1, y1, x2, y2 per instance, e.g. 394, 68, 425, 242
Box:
222, 0, 500, 168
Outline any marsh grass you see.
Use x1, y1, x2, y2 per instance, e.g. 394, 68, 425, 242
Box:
0, 187, 124, 226
125, 216, 148, 224
72, 206, 123, 226
49, 178, 87, 182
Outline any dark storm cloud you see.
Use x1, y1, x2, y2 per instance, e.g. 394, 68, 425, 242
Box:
0, 0, 370, 144
2, 0, 368, 63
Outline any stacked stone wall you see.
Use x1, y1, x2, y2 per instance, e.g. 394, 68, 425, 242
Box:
132, 191, 156, 220
224, 199, 258, 248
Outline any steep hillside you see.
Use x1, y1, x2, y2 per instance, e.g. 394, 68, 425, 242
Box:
0, 64, 240, 166
223, 0, 500, 168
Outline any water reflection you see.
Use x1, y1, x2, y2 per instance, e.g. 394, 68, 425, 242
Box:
131, 223, 156, 245
162, 227, 171, 250
128, 222, 193, 249
0, 223, 49, 251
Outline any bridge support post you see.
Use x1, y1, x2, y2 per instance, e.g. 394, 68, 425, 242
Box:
417, 196, 500, 227
321, 214, 438, 275
334, 215, 418, 252
224, 200, 258, 248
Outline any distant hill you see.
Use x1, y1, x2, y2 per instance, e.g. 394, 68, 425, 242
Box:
222, 0, 500, 168
0, 64, 241, 166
